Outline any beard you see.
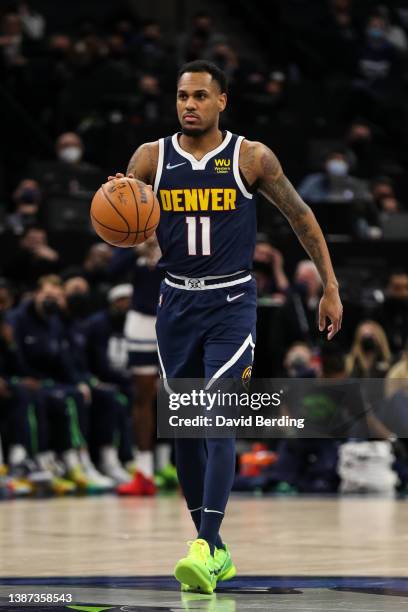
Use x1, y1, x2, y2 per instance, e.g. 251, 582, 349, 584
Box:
181, 124, 210, 137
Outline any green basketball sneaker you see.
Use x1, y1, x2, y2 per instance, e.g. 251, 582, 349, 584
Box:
181, 543, 236, 592
174, 539, 217, 594
214, 544, 236, 582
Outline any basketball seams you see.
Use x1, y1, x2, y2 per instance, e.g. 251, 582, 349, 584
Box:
142, 189, 157, 241
91, 213, 133, 245
91, 212, 157, 234
127, 178, 140, 246
101, 183, 131, 238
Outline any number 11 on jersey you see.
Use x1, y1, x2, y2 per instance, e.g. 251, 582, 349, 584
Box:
186, 216, 211, 256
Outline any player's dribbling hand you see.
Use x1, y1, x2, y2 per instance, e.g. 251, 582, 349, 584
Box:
318, 286, 343, 340
106, 173, 152, 190
107, 172, 132, 181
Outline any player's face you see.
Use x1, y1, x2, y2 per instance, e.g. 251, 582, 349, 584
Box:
177, 72, 227, 136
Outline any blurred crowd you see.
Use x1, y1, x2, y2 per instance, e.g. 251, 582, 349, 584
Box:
1, 0, 408, 499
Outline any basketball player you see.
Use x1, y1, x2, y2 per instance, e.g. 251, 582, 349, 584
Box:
109, 60, 343, 593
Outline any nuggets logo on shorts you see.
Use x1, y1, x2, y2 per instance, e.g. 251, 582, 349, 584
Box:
242, 365, 252, 389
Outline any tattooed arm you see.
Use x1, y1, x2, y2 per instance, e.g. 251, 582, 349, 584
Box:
240, 140, 343, 339
108, 141, 159, 185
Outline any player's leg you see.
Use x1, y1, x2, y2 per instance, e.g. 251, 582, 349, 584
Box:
199, 280, 257, 580
175, 279, 257, 592
121, 310, 158, 495
88, 387, 130, 486
156, 282, 213, 577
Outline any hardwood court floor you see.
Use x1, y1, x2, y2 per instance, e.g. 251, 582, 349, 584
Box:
0, 494, 407, 578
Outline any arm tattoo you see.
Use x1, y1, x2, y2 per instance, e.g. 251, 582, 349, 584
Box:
258, 147, 337, 288
126, 143, 157, 184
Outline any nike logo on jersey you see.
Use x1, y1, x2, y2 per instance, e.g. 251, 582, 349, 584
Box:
226, 292, 245, 303
166, 161, 186, 170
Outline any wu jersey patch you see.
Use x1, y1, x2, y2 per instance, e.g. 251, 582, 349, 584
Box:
214, 158, 231, 174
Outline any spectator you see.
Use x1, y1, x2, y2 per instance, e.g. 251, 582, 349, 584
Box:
17, 2, 46, 41
376, 4, 408, 55
130, 21, 167, 75
63, 276, 131, 485
85, 283, 134, 471
242, 70, 288, 124
178, 12, 225, 63
345, 121, 383, 179
378, 195, 401, 215
319, 0, 359, 75
132, 74, 163, 123
373, 271, 408, 355
277, 261, 323, 352
6, 178, 42, 235
86, 284, 132, 390
0, 12, 26, 68
81, 243, 113, 309
298, 149, 370, 203
8, 274, 104, 491
357, 14, 398, 86
284, 342, 319, 378
5, 226, 60, 290
253, 240, 289, 298
385, 341, 408, 400
346, 320, 392, 377
371, 175, 396, 202
31, 132, 103, 196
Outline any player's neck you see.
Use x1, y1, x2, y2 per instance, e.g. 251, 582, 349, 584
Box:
178, 127, 224, 161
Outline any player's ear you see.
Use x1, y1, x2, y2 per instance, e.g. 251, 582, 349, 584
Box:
218, 93, 227, 113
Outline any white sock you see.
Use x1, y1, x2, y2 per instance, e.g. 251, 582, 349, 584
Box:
62, 449, 80, 471
100, 446, 120, 469
36, 451, 52, 471
137, 450, 154, 478
8, 444, 27, 466
78, 448, 92, 468
156, 444, 171, 471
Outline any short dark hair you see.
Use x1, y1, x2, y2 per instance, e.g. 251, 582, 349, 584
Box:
177, 60, 228, 94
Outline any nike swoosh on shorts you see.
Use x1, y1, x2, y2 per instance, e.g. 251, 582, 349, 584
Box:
226, 292, 245, 303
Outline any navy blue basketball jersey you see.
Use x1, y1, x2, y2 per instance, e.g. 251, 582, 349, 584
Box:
153, 131, 257, 276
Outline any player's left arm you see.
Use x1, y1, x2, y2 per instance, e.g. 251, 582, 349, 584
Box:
240, 140, 343, 340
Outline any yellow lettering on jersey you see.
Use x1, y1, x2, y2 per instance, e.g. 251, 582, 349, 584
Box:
159, 188, 237, 211
224, 189, 236, 210
184, 189, 198, 211
211, 189, 223, 211
160, 190, 172, 211
198, 189, 210, 211
171, 189, 184, 211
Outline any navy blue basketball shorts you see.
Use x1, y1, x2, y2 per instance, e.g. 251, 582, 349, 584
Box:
156, 272, 257, 386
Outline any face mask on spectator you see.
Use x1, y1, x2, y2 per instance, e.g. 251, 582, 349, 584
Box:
41, 298, 60, 317
59, 146, 82, 164
326, 159, 349, 177
66, 292, 90, 317
19, 188, 41, 204
360, 336, 378, 353
109, 307, 127, 329
367, 27, 385, 41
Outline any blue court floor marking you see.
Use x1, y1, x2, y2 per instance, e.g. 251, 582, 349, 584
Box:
1, 576, 408, 591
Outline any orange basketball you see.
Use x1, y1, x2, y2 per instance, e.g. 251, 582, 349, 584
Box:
90, 177, 160, 247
